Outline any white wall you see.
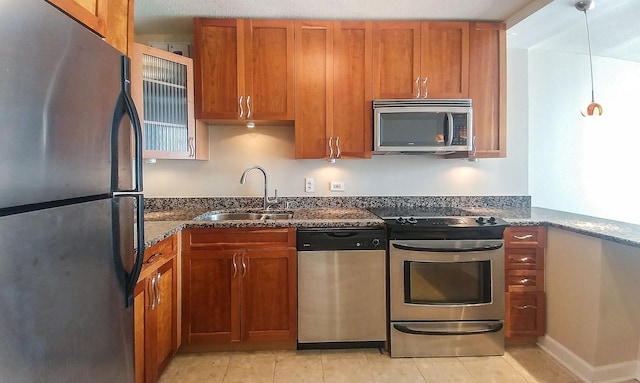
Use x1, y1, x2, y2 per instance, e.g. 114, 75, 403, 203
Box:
527, 49, 640, 224
142, 50, 530, 198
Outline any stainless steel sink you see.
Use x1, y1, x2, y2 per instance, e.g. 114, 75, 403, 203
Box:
195, 211, 293, 221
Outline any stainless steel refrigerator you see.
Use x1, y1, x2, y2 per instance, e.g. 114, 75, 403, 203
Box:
0, 1, 144, 382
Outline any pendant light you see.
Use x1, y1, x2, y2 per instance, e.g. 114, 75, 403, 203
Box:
575, 0, 603, 116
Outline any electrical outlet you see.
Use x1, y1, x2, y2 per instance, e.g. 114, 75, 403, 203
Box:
330, 181, 345, 192
305, 177, 315, 193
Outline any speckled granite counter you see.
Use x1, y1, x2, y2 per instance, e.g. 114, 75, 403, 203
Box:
142, 207, 384, 248
142, 197, 640, 250
465, 206, 640, 249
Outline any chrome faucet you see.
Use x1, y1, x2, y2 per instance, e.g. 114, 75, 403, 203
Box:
239, 165, 279, 211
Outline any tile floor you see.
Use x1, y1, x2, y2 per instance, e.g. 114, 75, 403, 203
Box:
157, 345, 639, 383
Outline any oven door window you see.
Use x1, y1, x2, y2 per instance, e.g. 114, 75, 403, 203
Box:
404, 260, 492, 305
379, 112, 446, 147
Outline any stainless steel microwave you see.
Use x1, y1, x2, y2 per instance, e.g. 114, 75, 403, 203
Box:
373, 99, 472, 154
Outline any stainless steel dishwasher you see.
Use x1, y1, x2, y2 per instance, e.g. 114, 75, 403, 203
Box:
296, 227, 387, 348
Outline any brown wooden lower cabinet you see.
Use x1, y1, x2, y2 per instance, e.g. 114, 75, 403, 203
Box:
181, 227, 297, 351
503, 226, 546, 339
134, 235, 178, 383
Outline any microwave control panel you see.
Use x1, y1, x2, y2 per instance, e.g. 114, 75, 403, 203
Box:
451, 113, 469, 146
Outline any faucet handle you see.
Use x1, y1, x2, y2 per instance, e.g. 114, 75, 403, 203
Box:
285, 200, 295, 209
265, 189, 279, 211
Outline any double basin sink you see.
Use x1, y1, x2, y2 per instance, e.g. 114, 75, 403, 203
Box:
195, 211, 293, 222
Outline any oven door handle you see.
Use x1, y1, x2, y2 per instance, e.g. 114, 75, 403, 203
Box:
392, 243, 503, 252
393, 322, 503, 336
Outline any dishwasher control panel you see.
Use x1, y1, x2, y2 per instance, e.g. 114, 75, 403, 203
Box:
297, 227, 387, 251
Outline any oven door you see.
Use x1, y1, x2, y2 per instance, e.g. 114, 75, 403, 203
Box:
389, 239, 505, 321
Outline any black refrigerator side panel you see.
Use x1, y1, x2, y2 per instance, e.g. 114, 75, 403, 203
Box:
0, 199, 134, 383
0, 0, 123, 210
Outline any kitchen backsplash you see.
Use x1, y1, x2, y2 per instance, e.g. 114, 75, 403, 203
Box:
144, 195, 531, 211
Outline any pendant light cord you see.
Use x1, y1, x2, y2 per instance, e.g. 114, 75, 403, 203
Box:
583, 9, 596, 103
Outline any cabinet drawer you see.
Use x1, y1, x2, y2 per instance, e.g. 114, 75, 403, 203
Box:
143, 235, 177, 263
506, 270, 544, 292
505, 248, 544, 270
505, 292, 545, 337
504, 226, 546, 248
183, 228, 296, 250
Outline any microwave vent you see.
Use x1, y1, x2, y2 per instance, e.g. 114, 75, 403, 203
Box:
373, 99, 472, 109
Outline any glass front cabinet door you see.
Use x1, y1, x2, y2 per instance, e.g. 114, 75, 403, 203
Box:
131, 43, 208, 160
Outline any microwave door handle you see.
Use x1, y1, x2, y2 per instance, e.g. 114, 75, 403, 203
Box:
446, 112, 454, 146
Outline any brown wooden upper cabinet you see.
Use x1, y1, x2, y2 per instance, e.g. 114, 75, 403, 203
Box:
131, 43, 209, 160
193, 18, 295, 122
47, 0, 133, 54
469, 22, 506, 158
295, 21, 373, 160
373, 21, 469, 99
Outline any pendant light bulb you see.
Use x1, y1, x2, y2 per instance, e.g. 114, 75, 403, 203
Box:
575, 0, 602, 116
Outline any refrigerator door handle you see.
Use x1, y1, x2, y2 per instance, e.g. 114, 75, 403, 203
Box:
110, 56, 145, 307
112, 193, 145, 308
111, 55, 144, 194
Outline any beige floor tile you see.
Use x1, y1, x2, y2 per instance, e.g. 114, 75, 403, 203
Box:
273, 350, 324, 383
365, 351, 426, 383
160, 352, 231, 383
503, 346, 580, 383
459, 355, 529, 383
221, 351, 277, 383
321, 349, 376, 383
414, 357, 476, 383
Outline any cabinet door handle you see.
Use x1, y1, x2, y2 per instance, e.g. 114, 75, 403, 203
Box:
422, 77, 428, 99
469, 135, 477, 159
239, 96, 244, 118
518, 278, 535, 285
241, 253, 247, 278
335, 136, 341, 158
188, 136, 195, 157
330, 136, 334, 159
415, 77, 420, 98
515, 305, 538, 310
155, 272, 161, 306
246, 95, 252, 119
232, 253, 238, 278
149, 275, 156, 311
513, 234, 534, 240
517, 257, 531, 263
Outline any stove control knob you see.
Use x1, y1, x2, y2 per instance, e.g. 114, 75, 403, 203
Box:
407, 217, 418, 224
372, 238, 380, 246
475, 217, 486, 225
396, 217, 405, 225
488, 217, 497, 225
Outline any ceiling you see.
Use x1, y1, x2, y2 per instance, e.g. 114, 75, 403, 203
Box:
133, 0, 640, 63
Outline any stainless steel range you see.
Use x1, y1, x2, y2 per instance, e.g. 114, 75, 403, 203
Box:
370, 207, 509, 358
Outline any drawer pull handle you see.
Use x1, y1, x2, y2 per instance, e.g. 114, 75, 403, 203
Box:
513, 234, 534, 240
518, 257, 531, 262
145, 252, 163, 264
515, 305, 538, 310
519, 278, 536, 285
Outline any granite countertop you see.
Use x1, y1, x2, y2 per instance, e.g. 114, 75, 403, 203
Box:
465, 206, 640, 248
143, 207, 384, 248
142, 206, 640, 250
